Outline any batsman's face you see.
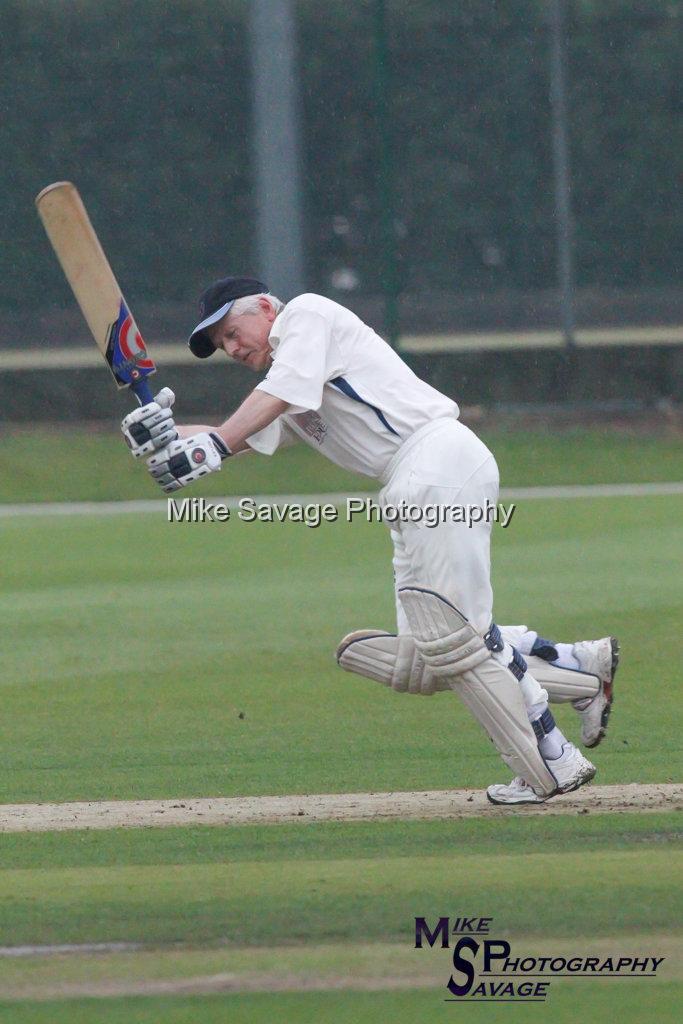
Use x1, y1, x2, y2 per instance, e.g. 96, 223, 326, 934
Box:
210, 299, 276, 371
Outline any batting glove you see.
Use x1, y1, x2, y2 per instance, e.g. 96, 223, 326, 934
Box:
122, 387, 178, 459
147, 432, 232, 493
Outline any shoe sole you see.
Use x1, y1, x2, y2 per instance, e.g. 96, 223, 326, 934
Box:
486, 789, 546, 806
584, 636, 619, 749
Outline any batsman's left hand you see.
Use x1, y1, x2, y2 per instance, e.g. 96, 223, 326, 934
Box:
122, 387, 177, 459
147, 432, 231, 493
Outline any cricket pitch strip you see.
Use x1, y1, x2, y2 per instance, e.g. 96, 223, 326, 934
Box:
0, 783, 679, 833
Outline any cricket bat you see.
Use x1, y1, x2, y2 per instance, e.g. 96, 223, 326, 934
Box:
35, 181, 156, 405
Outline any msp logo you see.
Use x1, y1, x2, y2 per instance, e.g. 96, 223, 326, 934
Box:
415, 916, 665, 1003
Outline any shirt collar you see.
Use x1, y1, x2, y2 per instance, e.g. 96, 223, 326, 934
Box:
268, 306, 287, 351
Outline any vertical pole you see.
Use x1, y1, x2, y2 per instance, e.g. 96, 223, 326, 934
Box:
248, 0, 306, 298
373, 0, 399, 346
549, 0, 576, 347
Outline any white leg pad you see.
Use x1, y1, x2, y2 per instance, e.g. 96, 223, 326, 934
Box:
398, 587, 557, 797
336, 630, 447, 695
336, 633, 598, 705
525, 655, 600, 703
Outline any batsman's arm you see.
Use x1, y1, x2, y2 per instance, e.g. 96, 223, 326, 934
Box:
146, 391, 290, 493
176, 390, 290, 454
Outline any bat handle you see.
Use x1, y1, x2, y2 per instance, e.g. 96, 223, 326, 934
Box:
131, 378, 155, 406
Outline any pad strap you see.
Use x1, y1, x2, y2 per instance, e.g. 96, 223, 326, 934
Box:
484, 623, 504, 652
531, 707, 556, 740
531, 636, 559, 662
508, 647, 528, 682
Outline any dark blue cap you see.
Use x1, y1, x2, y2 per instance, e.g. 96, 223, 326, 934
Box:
188, 276, 268, 358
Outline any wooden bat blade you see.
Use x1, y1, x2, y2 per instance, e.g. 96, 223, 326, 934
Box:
35, 181, 155, 398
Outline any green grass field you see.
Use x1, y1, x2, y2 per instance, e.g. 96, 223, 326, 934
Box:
2, 425, 682, 502
0, 428, 681, 1021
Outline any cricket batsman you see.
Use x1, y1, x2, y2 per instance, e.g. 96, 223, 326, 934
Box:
121, 277, 618, 804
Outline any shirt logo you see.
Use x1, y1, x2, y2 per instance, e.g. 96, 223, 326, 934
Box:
293, 411, 328, 444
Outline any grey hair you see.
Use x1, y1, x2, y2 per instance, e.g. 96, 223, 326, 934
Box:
229, 292, 284, 318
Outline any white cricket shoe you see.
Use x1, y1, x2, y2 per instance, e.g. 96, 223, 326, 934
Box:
486, 742, 596, 805
486, 776, 545, 805
548, 741, 597, 792
572, 637, 619, 748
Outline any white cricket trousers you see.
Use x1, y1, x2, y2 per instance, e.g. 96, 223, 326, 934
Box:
380, 417, 547, 709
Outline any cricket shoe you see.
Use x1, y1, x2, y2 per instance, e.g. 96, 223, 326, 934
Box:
572, 636, 620, 748
486, 776, 545, 805
486, 742, 596, 805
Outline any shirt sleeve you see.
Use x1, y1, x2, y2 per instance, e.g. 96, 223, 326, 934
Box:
255, 307, 343, 414
246, 416, 299, 456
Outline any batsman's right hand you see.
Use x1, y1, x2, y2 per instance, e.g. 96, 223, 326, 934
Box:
121, 387, 177, 459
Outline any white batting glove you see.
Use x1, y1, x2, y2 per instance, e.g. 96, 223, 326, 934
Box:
122, 387, 178, 459
147, 432, 232, 493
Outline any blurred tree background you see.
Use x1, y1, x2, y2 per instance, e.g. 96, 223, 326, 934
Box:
0, 0, 680, 335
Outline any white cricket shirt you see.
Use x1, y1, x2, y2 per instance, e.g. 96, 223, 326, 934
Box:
247, 293, 458, 479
